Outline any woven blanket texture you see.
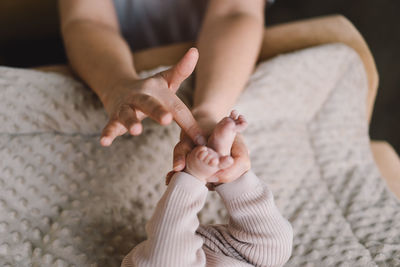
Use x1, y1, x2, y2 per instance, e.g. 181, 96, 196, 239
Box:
0, 44, 399, 267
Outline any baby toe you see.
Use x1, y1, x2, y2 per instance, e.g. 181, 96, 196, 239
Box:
204, 153, 214, 162
236, 116, 248, 131
230, 110, 239, 120
194, 145, 207, 154
193, 146, 207, 159
237, 114, 246, 124
198, 150, 208, 161
209, 157, 219, 166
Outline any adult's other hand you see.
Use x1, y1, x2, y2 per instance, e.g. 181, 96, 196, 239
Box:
167, 119, 251, 190
100, 48, 206, 146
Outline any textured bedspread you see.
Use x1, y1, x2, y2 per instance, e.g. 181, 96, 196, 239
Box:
0, 44, 399, 267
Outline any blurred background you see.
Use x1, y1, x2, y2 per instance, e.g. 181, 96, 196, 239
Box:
0, 0, 399, 153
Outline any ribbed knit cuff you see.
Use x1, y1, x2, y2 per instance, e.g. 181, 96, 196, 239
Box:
169, 171, 208, 196
215, 170, 262, 202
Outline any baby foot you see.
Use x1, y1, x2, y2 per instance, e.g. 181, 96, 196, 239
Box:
208, 110, 247, 156
185, 146, 233, 182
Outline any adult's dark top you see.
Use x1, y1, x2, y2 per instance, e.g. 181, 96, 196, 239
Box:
113, 0, 274, 52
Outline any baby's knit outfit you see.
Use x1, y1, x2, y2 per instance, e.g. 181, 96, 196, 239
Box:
121, 170, 293, 267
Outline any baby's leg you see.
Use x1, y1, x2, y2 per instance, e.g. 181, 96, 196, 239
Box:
208, 110, 247, 156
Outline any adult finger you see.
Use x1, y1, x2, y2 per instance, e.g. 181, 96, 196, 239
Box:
214, 135, 250, 182
118, 105, 143, 136
218, 155, 234, 169
160, 47, 199, 92
159, 89, 205, 145
173, 134, 194, 171
131, 94, 173, 125
215, 157, 248, 183
100, 118, 128, 146
231, 134, 249, 157
165, 170, 176, 186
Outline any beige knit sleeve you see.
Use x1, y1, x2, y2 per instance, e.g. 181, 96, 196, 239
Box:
121, 172, 208, 267
210, 171, 293, 267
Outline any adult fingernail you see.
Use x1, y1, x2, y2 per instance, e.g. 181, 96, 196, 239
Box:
173, 161, 184, 171
173, 165, 183, 171
196, 135, 206, 145
100, 137, 111, 146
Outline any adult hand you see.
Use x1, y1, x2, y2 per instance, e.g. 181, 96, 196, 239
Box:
211, 133, 251, 183
100, 48, 206, 147
166, 115, 251, 189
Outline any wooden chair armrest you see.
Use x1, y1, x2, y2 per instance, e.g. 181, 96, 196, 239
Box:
371, 140, 400, 199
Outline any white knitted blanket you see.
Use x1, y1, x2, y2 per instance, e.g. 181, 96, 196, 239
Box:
0, 44, 399, 267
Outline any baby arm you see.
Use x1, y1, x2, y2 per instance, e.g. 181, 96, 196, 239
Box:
121, 172, 208, 267
213, 171, 293, 267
